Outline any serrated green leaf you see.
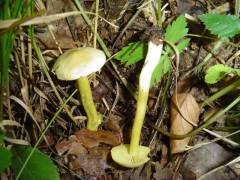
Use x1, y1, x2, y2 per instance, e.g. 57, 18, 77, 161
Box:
0, 147, 12, 173
165, 15, 188, 43
176, 38, 190, 53
11, 146, 60, 180
164, 16, 189, 54
199, 13, 240, 38
205, 64, 233, 84
114, 41, 148, 65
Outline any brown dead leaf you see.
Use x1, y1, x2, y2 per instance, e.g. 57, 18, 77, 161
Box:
74, 129, 121, 148
175, 78, 192, 94
69, 146, 111, 176
170, 93, 200, 154
55, 138, 75, 155
55, 129, 121, 155
67, 141, 88, 155
103, 114, 122, 133
57, 141, 111, 176
55, 130, 118, 176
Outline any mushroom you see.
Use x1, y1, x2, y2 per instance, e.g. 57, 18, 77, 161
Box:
111, 35, 163, 168
52, 47, 106, 131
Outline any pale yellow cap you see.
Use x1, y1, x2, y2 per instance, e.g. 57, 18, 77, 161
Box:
52, 47, 106, 80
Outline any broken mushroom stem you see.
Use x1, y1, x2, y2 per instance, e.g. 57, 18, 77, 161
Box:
111, 35, 163, 168
130, 39, 163, 154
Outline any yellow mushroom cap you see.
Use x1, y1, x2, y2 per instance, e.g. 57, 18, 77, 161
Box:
111, 144, 150, 168
52, 47, 106, 80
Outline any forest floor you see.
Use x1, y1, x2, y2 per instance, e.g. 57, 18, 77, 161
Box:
1, 0, 240, 179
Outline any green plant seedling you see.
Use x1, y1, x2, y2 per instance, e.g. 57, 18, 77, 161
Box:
205, 64, 240, 84
111, 37, 163, 168
52, 47, 106, 131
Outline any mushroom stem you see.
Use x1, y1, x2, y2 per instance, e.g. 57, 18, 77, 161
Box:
77, 76, 102, 131
129, 40, 163, 155
129, 88, 149, 154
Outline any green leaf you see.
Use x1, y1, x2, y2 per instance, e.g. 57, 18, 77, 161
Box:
162, 55, 171, 74
235, 69, 240, 76
165, 15, 188, 43
0, 132, 4, 144
11, 146, 60, 180
176, 38, 190, 53
0, 147, 12, 173
205, 64, 233, 84
199, 13, 240, 38
151, 59, 163, 86
151, 54, 170, 86
114, 41, 148, 65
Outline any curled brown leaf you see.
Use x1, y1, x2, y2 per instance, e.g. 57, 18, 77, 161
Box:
170, 93, 200, 154
55, 129, 121, 155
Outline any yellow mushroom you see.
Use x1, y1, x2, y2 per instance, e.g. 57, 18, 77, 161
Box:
111, 38, 163, 168
52, 47, 106, 131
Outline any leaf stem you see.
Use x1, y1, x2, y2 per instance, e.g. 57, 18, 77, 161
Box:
201, 78, 240, 108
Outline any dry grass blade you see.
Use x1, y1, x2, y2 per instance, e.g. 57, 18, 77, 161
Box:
197, 156, 240, 180
186, 129, 240, 151
0, 10, 45, 35
0, 11, 79, 29
10, 96, 41, 130
9, 95, 48, 144
0, 11, 118, 29
4, 136, 30, 146
33, 87, 49, 101
15, 90, 78, 179
1, 120, 22, 127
